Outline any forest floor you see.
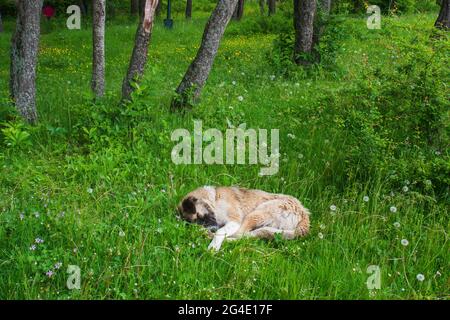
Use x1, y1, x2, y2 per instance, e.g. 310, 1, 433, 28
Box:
0, 10, 449, 299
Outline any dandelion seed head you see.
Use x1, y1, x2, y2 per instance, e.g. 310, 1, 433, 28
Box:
401, 239, 409, 246
416, 274, 425, 282
390, 206, 397, 213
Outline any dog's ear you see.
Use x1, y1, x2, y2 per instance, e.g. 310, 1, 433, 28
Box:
182, 196, 197, 214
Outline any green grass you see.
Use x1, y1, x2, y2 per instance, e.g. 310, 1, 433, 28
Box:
0, 8, 449, 300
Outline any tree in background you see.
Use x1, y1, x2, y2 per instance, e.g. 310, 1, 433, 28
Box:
171, 0, 239, 109
122, 0, 160, 101
268, 0, 276, 15
293, 0, 317, 65
92, 0, 106, 98
10, 0, 43, 124
131, 0, 139, 17
259, 0, 265, 15
233, 0, 245, 21
321, 0, 332, 14
186, 0, 193, 19
435, 0, 449, 29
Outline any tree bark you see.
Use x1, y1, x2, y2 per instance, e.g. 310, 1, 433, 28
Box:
259, 0, 265, 15
92, 0, 106, 98
10, 0, 43, 124
233, 0, 244, 21
321, 0, 332, 14
79, 0, 89, 16
186, 0, 192, 19
268, 0, 276, 16
435, 0, 449, 29
131, 0, 139, 16
172, 0, 239, 108
293, 0, 317, 65
122, 0, 159, 102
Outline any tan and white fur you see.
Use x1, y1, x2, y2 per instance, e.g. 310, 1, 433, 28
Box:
178, 186, 310, 251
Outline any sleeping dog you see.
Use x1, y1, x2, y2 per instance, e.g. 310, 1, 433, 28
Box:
178, 186, 310, 251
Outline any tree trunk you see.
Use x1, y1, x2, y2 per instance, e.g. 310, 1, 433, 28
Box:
10, 0, 43, 124
186, 0, 192, 19
122, 0, 159, 102
79, 0, 89, 16
293, 0, 317, 65
233, 0, 244, 21
259, 0, 265, 15
92, 0, 106, 98
268, 0, 276, 16
321, 0, 331, 14
131, 0, 139, 16
172, 0, 239, 109
156, 0, 162, 16
435, 0, 449, 29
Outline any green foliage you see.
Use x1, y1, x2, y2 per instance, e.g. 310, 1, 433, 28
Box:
1, 121, 32, 149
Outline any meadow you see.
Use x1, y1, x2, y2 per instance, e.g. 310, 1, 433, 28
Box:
0, 4, 449, 299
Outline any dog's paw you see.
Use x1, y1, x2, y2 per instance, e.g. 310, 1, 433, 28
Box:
208, 237, 224, 251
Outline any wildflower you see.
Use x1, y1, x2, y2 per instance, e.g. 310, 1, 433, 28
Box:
318, 232, 324, 239
270, 75, 276, 81
393, 222, 401, 228
46, 270, 54, 277
42, 5, 56, 19
298, 153, 304, 159
330, 205, 337, 212
87, 187, 93, 194
54, 262, 62, 270
363, 196, 369, 202
232, 80, 236, 85
119, 230, 125, 237
19, 213, 25, 221
401, 239, 409, 246
416, 274, 425, 282
34, 212, 40, 218
35, 238, 44, 244
402, 186, 409, 192
29, 245, 36, 251
390, 206, 397, 213
237, 96, 244, 102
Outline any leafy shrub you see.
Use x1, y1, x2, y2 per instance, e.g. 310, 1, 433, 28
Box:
328, 34, 449, 197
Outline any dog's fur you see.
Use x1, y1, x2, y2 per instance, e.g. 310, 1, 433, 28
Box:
178, 186, 310, 251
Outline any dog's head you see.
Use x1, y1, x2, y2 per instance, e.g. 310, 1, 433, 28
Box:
178, 188, 216, 226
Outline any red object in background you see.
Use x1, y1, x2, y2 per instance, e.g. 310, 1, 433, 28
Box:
42, 5, 56, 19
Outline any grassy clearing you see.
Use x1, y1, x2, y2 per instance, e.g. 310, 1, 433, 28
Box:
0, 9, 448, 299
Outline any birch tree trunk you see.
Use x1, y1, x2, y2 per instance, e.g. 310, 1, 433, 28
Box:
10, 0, 43, 124
435, 0, 449, 29
268, 0, 276, 16
186, 0, 192, 19
293, 0, 317, 65
122, 0, 159, 102
172, 0, 239, 108
92, 0, 106, 98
